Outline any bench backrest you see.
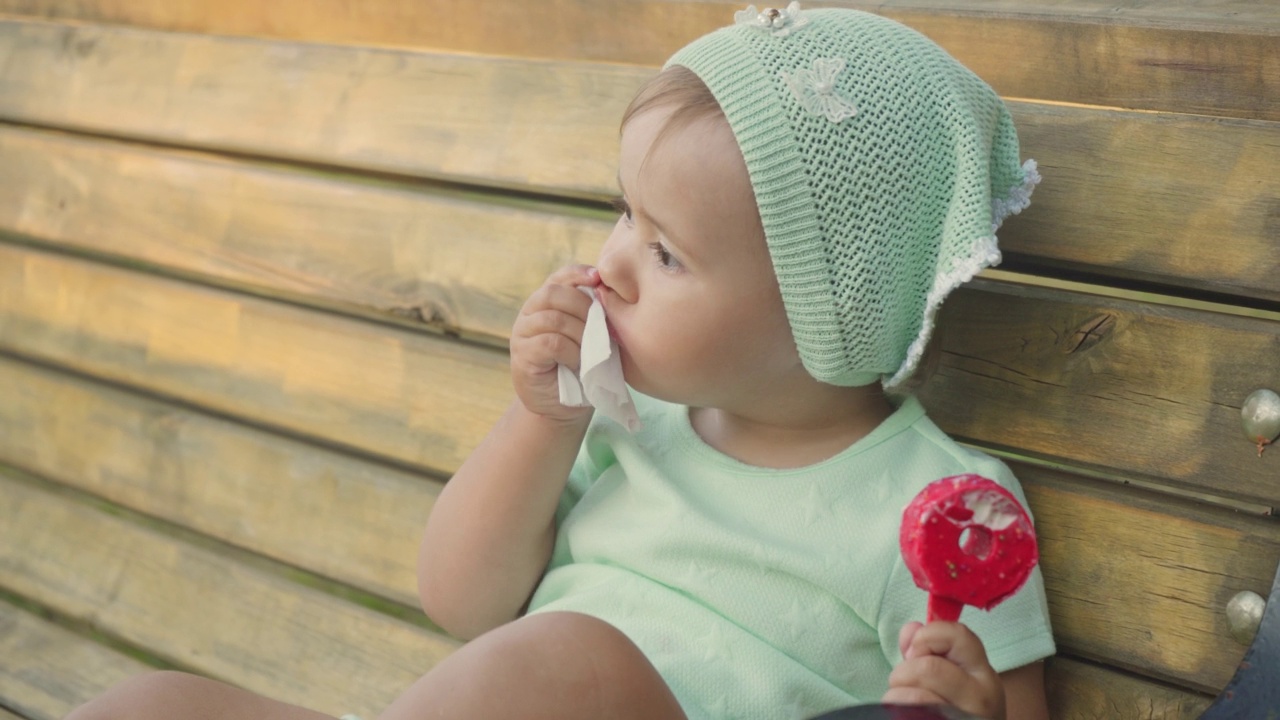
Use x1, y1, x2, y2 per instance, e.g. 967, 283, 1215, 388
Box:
0, 2, 1276, 718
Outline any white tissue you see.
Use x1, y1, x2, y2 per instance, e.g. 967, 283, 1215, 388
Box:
557, 287, 642, 432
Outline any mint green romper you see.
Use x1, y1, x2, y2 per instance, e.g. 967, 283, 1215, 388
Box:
526, 393, 1055, 720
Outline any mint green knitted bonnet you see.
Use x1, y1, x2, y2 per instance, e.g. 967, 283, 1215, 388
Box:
666, 4, 1038, 388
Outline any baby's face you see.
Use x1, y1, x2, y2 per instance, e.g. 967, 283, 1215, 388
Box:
596, 105, 802, 409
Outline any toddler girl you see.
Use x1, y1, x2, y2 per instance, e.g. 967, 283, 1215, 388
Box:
68, 5, 1054, 720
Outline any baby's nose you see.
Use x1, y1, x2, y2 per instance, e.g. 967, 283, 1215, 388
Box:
596, 235, 637, 303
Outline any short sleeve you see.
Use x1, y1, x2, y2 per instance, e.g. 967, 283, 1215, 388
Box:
553, 440, 601, 528
545, 417, 617, 572
875, 462, 1056, 673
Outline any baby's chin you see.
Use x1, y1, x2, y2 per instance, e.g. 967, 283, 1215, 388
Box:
616, 357, 666, 404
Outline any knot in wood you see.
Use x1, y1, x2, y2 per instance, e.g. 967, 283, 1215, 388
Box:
1064, 313, 1115, 354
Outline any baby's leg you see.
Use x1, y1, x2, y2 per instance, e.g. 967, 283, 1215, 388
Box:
65, 671, 335, 720
380, 611, 687, 720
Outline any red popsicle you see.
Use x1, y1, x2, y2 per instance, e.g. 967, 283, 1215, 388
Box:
900, 474, 1039, 623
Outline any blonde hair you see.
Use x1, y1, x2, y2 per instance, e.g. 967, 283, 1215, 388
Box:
621, 66, 724, 138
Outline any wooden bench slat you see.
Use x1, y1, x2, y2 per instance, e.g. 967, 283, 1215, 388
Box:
0, 469, 459, 718
0, 125, 607, 346
5, 28, 1274, 297
1, 117, 1275, 355
923, 279, 1280, 508
1045, 657, 1212, 719
4, 242, 1277, 506
1001, 105, 1280, 303
0, 513, 1223, 720
0, 602, 150, 720
0, 355, 435, 608
0, 19, 633, 200
2, 355, 1276, 690
1018, 464, 1279, 692
0, 242, 512, 477
0, 2, 1274, 119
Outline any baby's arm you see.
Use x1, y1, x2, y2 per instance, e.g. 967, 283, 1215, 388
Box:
417, 264, 598, 640
999, 660, 1049, 720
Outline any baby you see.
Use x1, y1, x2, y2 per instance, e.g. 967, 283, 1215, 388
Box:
67, 5, 1053, 720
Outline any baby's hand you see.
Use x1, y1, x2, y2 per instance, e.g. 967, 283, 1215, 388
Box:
510, 264, 600, 422
883, 621, 1005, 720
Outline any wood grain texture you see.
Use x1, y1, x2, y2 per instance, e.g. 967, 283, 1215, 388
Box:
1045, 657, 1212, 719
0, 461, 1228, 712
0, 2, 1274, 118
2, 25, 1274, 300
999, 105, 1280, 303
0, 602, 152, 720
0, 470, 459, 718
2, 360, 1278, 689
4, 243, 1277, 504
920, 279, 1280, 508
0, 19, 639, 199
1018, 464, 1280, 692
0, 126, 610, 345
0, 356, 435, 608
0, 242, 512, 477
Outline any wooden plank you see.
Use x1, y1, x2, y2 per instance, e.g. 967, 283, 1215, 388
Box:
1045, 657, 1212, 719
0, 355, 434, 607
1019, 464, 1280, 692
4, 243, 1278, 504
0, 481, 1226, 720
921, 279, 1280, 508
0, 469, 459, 718
0, 19, 637, 199
0, 602, 152, 720
0, 242, 511, 477
999, 104, 1280, 303
0, 609, 1216, 720
0, 126, 610, 346
2, 106, 1277, 313
0, 2, 1274, 119
2, 360, 1277, 691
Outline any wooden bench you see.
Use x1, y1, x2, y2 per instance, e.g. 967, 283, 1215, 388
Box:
0, 1, 1277, 718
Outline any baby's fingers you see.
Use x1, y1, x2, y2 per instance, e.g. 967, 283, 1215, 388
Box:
888, 655, 990, 715
898, 621, 924, 659
512, 311, 586, 372
544, 263, 600, 289
518, 279, 595, 326
903, 623, 992, 675
881, 686, 947, 707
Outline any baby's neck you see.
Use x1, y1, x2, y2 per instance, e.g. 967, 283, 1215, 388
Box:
688, 384, 894, 469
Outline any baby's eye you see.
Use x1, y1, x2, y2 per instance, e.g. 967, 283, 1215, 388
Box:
610, 196, 633, 225
649, 242, 683, 271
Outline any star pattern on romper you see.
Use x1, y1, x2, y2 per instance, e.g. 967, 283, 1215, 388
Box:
799, 482, 835, 527
780, 595, 811, 646
750, 538, 778, 573
679, 558, 722, 589
699, 620, 735, 665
